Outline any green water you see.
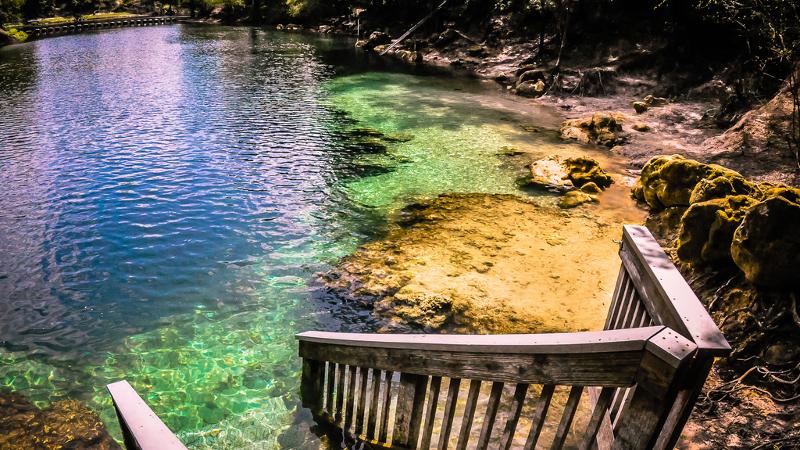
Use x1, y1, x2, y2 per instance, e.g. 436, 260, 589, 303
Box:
0, 25, 579, 448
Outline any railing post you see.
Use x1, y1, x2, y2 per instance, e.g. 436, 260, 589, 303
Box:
300, 358, 324, 417
612, 329, 696, 450
394, 373, 427, 448
653, 355, 715, 450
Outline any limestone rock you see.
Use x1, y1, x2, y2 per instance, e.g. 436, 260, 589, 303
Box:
559, 112, 626, 147
731, 194, 800, 287
356, 31, 391, 51
677, 195, 759, 266
632, 122, 650, 132
644, 95, 669, 107
525, 156, 613, 192
558, 191, 598, 209
632, 101, 648, 114
516, 80, 546, 97
526, 156, 574, 192
580, 182, 602, 194
634, 155, 753, 209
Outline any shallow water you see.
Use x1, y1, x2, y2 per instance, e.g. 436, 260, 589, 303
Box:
1, 25, 639, 448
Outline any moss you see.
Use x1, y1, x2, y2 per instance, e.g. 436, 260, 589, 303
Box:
564, 157, 614, 188
677, 195, 760, 266
3, 27, 27, 43
635, 154, 752, 209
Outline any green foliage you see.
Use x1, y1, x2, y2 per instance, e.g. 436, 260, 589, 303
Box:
5, 26, 27, 40
0, 0, 25, 23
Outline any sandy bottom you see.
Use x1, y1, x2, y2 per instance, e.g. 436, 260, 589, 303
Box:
321, 184, 646, 334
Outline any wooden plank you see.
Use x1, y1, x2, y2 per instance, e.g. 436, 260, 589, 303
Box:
394, 373, 428, 448
355, 367, 369, 436
609, 277, 634, 330
106, 381, 187, 450
367, 369, 382, 440
379, 370, 394, 444
300, 358, 324, 416
499, 383, 529, 450
603, 264, 627, 330
335, 363, 345, 425
524, 384, 556, 450
325, 362, 335, 415
345, 365, 357, 433
299, 339, 652, 387
437, 377, 461, 450
455, 379, 481, 450
579, 387, 614, 450
621, 296, 642, 329
551, 386, 583, 450
420, 376, 442, 449
620, 225, 730, 355
297, 327, 661, 354
477, 381, 504, 450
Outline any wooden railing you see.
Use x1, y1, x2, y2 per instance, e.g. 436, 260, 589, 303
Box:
105, 225, 729, 449
296, 225, 731, 449
21, 16, 188, 38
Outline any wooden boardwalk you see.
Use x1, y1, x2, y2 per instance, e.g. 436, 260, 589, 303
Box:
20, 15, 188, 38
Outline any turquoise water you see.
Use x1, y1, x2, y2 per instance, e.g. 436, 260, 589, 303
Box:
0, 25, 569, 448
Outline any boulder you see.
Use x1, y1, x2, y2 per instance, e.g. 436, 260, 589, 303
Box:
634, 155, 753, 209
632, 122, 650, 132
524, 156, 613, 192
559, 112, 626, 147
580, 182, 602, 194
644, 95, 669, 107
731, 193, 800, 288
517, 68, 550, 86
516, 80, 546, 97
558, 191, 597, 209
677, 195, 760, 266
526, 156, 575, 192
632, 101, 648, 114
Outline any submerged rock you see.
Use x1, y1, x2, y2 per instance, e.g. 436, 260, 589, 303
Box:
731, 193, 800, 288
0, 392, 120, 450
558, 191, 598, 209
559, 112, 626, 147
677, 195, 759, 266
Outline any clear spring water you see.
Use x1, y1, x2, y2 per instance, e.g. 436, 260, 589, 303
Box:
0, 25, 602, 448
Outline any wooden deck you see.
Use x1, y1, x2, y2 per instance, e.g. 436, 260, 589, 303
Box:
20, 15, 188, 38
106, 225, 730, 449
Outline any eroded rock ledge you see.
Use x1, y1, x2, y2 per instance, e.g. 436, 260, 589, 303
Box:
318, 192, 643, 334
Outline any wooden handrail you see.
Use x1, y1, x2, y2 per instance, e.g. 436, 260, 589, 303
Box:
619, 225, 730, 355
296, 326, 697, 449
107, 381, 187, 450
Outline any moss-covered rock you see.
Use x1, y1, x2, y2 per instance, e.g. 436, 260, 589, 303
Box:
644, 95, 669, 107
632, 101, 648, 114
564, 157, 614, 189
516, 80, 546, 97
634, 155, 753, 209
677, 195, 760, 266
580, 182, 602, 194
559, 112, 626, 147
731, 193, 800, 288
